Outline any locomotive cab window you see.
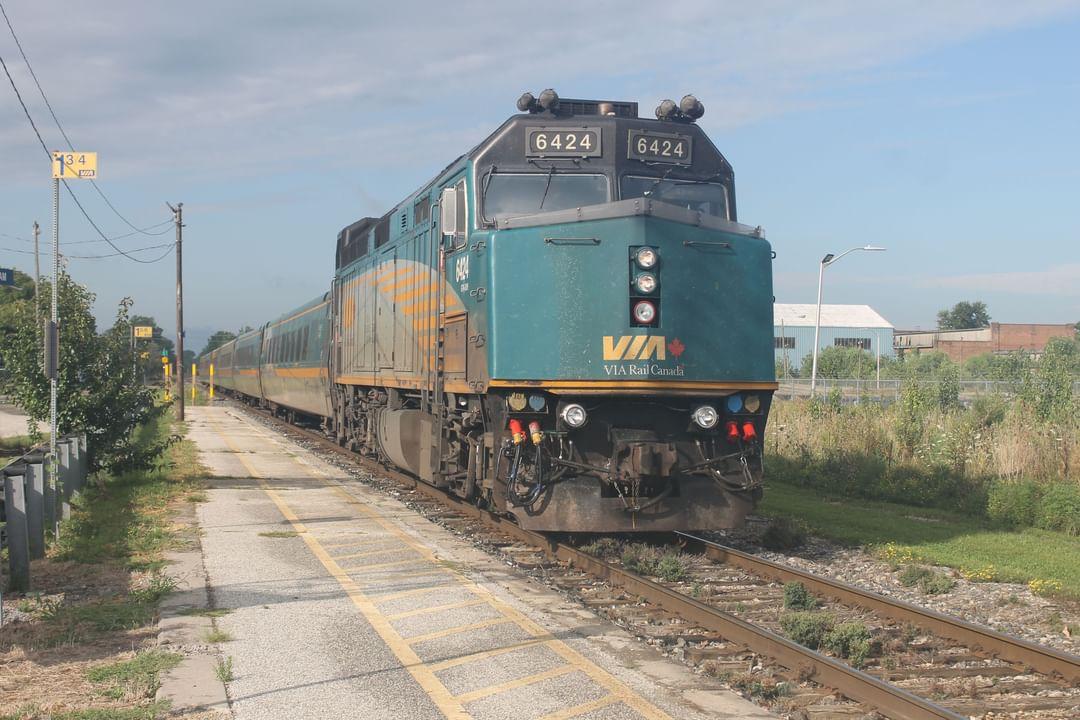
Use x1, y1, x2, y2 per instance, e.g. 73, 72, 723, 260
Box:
440, 179, 467, 249
482, 173, 608, 220
621, 175, 729, 219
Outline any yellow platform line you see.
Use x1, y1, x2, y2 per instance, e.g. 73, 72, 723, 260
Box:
426, 638, 548, 672
404, 617, 515, 646
387, 598, 488, 621
455, 665, 576, 704
210, 420, 470, 720
537, 696, 621, 720
341, 557, 427, 573
218, 413, 672, 720
332, 546, 413, 561
372, 585, 453, 604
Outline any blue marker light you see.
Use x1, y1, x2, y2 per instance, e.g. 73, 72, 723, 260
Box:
726, 394, 743, 413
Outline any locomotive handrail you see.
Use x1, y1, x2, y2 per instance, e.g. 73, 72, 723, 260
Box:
682, 240, 732, 248
543, 237, 600, 245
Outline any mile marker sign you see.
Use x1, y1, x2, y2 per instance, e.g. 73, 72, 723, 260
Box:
52, 151, 98, 179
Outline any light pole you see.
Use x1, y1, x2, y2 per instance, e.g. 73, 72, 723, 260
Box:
810, 245, 886, 396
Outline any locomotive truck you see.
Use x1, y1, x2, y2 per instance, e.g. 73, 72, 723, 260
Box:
205, 90, 777, 532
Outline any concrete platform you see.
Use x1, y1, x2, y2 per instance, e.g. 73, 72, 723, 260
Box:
183, 406, 775, 720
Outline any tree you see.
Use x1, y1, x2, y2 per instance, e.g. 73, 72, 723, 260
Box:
200, 330, 236, 357
130, 314, 173, 384
937, 301, 990, 330
800, 346, 878, 379
0, 269, 37, 380
5, 272, 167, 473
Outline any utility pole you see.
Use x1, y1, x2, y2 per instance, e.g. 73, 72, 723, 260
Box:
32, 221, 41, 319
48, 179, 59, 500
168, 203, 185, 421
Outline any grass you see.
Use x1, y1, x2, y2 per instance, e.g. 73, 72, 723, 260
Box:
86, 650, 182, 700
1, 409, 209, 719
760, 480, 1080, 597
214, 656, 234, 683
177, 607, 232, 618
52, 416, 206, 571
203, 628, 233, 643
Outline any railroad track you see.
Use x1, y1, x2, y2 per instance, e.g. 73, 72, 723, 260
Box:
226, 401, 1080, 719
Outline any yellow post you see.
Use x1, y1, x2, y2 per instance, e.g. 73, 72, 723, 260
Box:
191, 363, 197, 402
209, 363, 215, 399
164, 360, 171, 402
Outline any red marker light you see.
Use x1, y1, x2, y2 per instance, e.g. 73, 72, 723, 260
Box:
741, 421, 757, 441
725, 421, 740, 442
528, 420, 543, 445
508, 419, 525, 445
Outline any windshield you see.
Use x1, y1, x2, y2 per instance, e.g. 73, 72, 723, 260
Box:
621, 175, 729, 219
483, 173, 609, 219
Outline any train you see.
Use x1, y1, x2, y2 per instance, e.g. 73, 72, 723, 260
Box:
204, 90, 777, 533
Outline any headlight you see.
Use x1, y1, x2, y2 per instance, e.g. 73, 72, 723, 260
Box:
633, 273, 657, 294
725, 394, 743, 413
692, 405, 719, 429
632, 300, 656, 324
560, 403, 587, 428
507, 392, 527, 411
744, 394, 761, 413
635, 246, 658, 269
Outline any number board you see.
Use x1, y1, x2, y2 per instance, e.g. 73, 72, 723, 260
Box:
133, 326, 154, 338
525, 127, 602, 158
627, 130, 692, 165
51, 151, 98, 179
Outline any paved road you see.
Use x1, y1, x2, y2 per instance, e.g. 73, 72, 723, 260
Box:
0, 405, 32, 438
184, 406, 774, 720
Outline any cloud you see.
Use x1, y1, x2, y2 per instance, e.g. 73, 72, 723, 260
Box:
2, 0, 1078, 185
917, 264, 1080, 297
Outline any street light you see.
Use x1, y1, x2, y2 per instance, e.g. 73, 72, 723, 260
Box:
810, 245, 886, 396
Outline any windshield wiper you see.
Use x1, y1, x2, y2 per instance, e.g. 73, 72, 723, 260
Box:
539, 165, 556, 210
643, 165, 677, 199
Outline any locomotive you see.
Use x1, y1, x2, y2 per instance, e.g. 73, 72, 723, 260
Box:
205, 90, 777, 532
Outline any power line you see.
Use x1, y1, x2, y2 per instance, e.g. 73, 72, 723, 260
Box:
0, 241, 174, 261
0, 50, 176, 264
2, 219, 173, 245
0, 0, 169, 237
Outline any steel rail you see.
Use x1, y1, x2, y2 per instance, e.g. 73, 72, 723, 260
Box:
230, 404, 964, 720
677, 532, 1080, 683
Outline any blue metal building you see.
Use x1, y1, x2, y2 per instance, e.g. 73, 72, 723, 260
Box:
774, 304, 894, 374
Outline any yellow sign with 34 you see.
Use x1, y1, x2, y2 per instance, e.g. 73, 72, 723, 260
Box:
133, 326, 154, 338
51, 151, 98, 180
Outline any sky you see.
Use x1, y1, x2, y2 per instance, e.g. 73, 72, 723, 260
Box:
1, 0, 1078, 352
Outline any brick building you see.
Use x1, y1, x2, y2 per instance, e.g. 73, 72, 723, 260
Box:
894, 323, 1076, 363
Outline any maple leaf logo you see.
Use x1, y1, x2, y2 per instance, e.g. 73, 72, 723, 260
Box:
667, 337, 685, 359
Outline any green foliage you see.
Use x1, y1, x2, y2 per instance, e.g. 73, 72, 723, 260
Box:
1021, 337, 1078, 422
620, 544, 687, 580
199, 330, 237, 358
1035, 483, 1080, 536
898, 565, 932, 587
964, 352, 1030, 381
214, 656, 234, 683
761, 517, 806, 550
5, 273, 169, 474
987, 480, 1041, 527
86, 650, 181, 700
779, 611, 833, 649
936, 300, 990, 330
782, 582, 817, 610
822, 622, 873, 667
801, 346, 879, 380
920, 572, 956, 595
580, 537, 621, 558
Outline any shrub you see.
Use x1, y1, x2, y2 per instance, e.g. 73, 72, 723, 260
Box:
620, 544, 660, 575
783, 582, 817, 611
580, 537, 621, 559
1035, 483, 1080, 536
779, 611, 833, 649
656, 553, 689, 582
822, 622, 873, 667
898, 565, 932, 587
919, 573, 956, 595
761, 518, 806, 551
987, 480, 1042, 527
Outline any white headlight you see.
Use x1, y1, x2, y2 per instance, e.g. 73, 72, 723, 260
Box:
561, 403, 587, 428
635, 247, 658, 269
633, 300, 656, 324
692, 405, 719, 429
634, 273, 657, 294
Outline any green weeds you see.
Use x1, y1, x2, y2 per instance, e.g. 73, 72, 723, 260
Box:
86, 650, 181, 701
